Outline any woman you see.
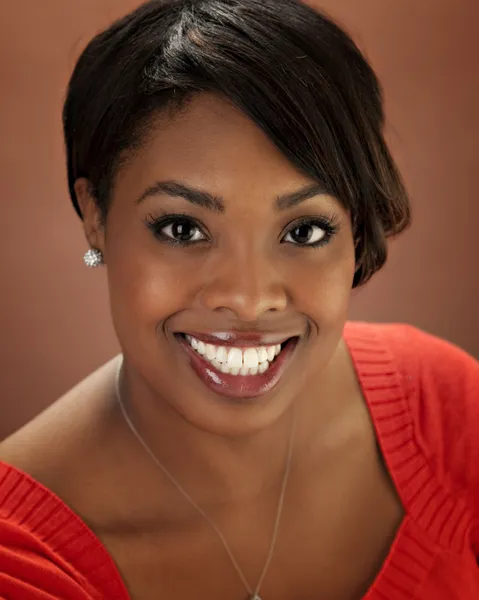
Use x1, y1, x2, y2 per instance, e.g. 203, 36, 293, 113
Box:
0, 0, 477, 598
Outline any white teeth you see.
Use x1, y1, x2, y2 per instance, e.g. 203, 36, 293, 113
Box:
243, 348, 259, 369
185, 336, 288, 376
205, 344, 216, 360
227, 348, 243, 369
216, 346, 227, 363
257, 347, 268, 363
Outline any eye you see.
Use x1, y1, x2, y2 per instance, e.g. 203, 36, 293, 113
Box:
145, 214, 208, 245
161, 218, 206, 242
284, 223, 325, 245
282, 217, 337, 247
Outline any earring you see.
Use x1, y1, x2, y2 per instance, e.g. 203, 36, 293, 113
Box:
83, 248, 103, 268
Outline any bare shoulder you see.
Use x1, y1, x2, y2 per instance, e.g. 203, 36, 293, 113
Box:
0, 357, 120, 505
0, 357, 184, 535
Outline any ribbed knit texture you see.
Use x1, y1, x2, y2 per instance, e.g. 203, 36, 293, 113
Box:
1, 322, 478, 599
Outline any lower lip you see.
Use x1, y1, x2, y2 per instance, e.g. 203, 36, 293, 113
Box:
177, 336, 299, 400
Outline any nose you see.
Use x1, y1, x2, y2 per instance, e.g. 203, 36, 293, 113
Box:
198, 252, 289, 322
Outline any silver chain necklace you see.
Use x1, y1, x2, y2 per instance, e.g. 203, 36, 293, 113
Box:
114, 358, 295, 600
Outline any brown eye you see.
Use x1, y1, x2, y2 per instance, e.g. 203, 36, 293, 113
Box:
283, 222, 326, 245
160, 218, 207, 243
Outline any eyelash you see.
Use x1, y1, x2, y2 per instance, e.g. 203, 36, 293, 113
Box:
144, 213, 209, 247
143, 212, 341, 249
283, 215, 340, 248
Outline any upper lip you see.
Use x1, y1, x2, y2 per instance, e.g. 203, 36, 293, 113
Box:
178, 331, 300, 347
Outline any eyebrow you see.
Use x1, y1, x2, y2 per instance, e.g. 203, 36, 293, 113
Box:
135, 180, 328, 212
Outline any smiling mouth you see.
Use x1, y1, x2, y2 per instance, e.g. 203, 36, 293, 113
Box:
175, 333, 300, 400
184, 334, 286, 375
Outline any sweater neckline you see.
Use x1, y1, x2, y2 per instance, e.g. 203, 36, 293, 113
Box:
1, 322, 453, 599
344, 322, 435, 598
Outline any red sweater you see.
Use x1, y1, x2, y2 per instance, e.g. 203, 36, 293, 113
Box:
0, 322, 478, 599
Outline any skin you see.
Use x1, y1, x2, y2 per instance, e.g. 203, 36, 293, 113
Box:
0, 93, 404, 599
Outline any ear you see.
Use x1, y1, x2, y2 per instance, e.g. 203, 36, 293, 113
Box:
74, 178, 106, 256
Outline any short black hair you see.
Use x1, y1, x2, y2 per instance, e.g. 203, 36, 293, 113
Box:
63, 0, 410, 287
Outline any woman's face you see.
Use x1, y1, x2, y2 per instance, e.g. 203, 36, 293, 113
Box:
79, 93, 356, 436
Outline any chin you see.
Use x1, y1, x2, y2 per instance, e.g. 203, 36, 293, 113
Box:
157, 331, 314, 437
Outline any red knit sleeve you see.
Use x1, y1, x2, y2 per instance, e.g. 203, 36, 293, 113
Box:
389, 326, 479, 556
0, 517, 96, 599
0, 462, 129, 599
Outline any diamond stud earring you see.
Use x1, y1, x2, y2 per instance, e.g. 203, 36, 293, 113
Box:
83, 248, 103, 268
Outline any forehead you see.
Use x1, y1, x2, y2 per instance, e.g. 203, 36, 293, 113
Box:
119, 93, 313, 197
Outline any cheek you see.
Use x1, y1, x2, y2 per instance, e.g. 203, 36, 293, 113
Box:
109, 251, 204, 321
106, 235, 207, 331
302, 269, 352, 322
289, 242, 355, 327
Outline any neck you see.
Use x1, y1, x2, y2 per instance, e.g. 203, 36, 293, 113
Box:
114, 358, 298, 508
111, 339, 352, 512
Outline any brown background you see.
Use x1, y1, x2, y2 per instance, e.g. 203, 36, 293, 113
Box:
1, 0, 478, 440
